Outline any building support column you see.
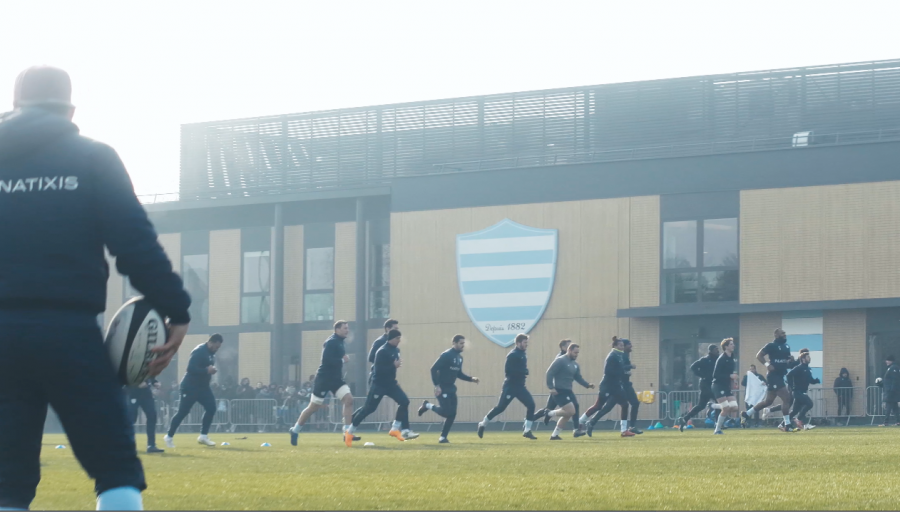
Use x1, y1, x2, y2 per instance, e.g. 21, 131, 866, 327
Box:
271, 203, 285, 384
353, 198, 369, 392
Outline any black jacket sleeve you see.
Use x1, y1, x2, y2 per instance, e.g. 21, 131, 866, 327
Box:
505, 352, 528, 379
458, 367, 474, 382
368, 336, 386, 364
786, 365, 800, 388
321, 337, 345, 374
374, 346, 395, 380
690, 358, 704, 378
430, 353, 446, 386
94, 145, 191, 324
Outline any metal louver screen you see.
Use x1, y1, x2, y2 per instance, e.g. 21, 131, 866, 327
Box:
179, 59, 900, 201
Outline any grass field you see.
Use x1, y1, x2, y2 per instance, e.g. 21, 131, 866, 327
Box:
32, 427, 900, 510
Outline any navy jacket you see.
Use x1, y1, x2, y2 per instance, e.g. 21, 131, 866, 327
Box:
786, 362, 820, 394
599, 349, 625, 388
503, 347, 529, 388
0, 108, 190, 323
368, 332, 389, 373
430, 348, 473, 393
372, 342, 401, 386
690, 355, 716, 385
180, 343, 214, 391
316, 334, 346, 380
882, 363, 900, 395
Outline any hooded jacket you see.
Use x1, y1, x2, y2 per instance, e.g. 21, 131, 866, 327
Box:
0, 107, 190, 323
833, 368, 853, 397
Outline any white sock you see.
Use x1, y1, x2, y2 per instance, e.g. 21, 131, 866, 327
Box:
426, 403, 434, 410
392, 420, 402, 430
783, 415, 791, 425
438, 436, 446, 441
716, 412, 727, 432
579, 413, 589, 425
482, 414, 491, 424
347, 424, 356, 434
621, 420, 628, 432
552, 427, 561, 437
97, 486, 143, 511
548, 410, 557, 419
711, 403, 722, 409
524, 420, 533, 431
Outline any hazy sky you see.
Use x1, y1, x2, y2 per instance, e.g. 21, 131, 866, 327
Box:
2, 1, 897, 196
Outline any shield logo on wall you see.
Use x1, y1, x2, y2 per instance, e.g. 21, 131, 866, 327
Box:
456, 219, 558, 348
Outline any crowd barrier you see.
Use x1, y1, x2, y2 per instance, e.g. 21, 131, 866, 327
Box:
135, 387, 877, 432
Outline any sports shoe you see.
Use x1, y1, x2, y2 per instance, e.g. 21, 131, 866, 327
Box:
677, 417, 686, 432
803, 424, 816, 430
778, 422, 786, 432
343, 431, 353, 447
147, 446, 164, 454
163, 435, 175, 449
402, 430, 420, 440
417, 401, 429, 417
550, 435, 562, 440
389, 429, 405, 441
714, 430, 724, 435
289, 429, 298, 446
543, 411, 553, 426
740, 412, 749, 428
197, 435, 215, 446
587, 422, 595, 438
438, 438, 450, 444
620, 430, 635, 437
629, 427, 643, 435
784, 425, 799, 433
477, 423, 485, 439
523, 430, 537, 440
533, 408, 547, 420
793, 418, 804, 430
573, 429, 586, 438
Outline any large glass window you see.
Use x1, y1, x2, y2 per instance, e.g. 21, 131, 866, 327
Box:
369, 243, 390, 318
663, 217, 738, 304
241, 250, 271, 323
304, 247, 334, 321
183, 254, 209, 326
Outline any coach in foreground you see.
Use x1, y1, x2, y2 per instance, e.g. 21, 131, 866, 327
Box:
0, 67, 190, 511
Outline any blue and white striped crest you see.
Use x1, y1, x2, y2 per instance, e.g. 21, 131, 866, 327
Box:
456, 219, 558, 348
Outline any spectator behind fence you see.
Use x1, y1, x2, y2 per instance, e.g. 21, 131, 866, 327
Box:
257, 385, 273, 399
236, 378, 256, 400
833, 368, 853, 416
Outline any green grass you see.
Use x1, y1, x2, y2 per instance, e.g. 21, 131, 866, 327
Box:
32, 427, 900, 510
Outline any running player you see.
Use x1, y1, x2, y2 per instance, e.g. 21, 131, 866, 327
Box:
618, 339, 643, 435
165, 334, 223, 447
711, 338, 739, 435
289, 321, 356, 446
128, 379, 163, 453
543, 343, 594, 440
367, 319, 399, 389
585, 337, 631, 437
478, 334, 544, 440
676, 344, 719, 431
418, 335, 480, 443
535, 339, 572, 420
741, 328, 797, 432
348, 329, 419, 443
877, 355, 900, 426
786, 349, 819, 430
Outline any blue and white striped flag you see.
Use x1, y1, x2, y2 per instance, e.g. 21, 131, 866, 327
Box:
456, 219, 558, 347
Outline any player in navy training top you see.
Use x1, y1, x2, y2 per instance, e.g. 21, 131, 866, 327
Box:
710, 338, 739, 435
418, 334, 480, 443
787, 349, 819, 430
477, 334, 545, 440
367, 319, 399, 389
677, 344, 720, 431
741, 328, 798, 431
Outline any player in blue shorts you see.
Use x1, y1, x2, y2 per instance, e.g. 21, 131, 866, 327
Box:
741, 328, 798, 432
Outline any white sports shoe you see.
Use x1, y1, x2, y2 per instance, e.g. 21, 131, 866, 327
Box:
403, 430, 420, 440
804, 424, 816, 430
197, 435, 216, 446
164, 435, 175, 449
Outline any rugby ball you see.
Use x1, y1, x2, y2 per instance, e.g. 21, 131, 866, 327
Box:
104, 297, 167, 386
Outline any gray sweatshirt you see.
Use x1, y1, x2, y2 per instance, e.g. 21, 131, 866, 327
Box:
546, 355, 590, 391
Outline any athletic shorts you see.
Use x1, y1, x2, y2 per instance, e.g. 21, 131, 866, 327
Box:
711, 382, 734, 399
766, 373, 787, 391
311, 376, 349, 404
554, 389, 577, 408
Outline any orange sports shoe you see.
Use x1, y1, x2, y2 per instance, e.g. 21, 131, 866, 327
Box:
343, 431, 353, 447
389, 429, 405, 441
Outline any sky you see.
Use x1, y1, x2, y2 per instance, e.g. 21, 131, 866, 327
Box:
2, 1, 898, 197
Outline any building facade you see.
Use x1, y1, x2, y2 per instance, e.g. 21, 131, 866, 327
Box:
110, 59, 900, 420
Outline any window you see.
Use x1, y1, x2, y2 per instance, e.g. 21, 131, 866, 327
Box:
183, 254, 209, 326
182, 231, 210, 326
304, 223, 335, 322
370, 244, 390, 318
241, 227, 271, 324
368, 218, 390, 319
662, 217, 738, 304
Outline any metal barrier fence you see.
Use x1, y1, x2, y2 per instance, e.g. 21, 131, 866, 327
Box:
867, 386, 883, 424
230, 399, 277, 431
132, 400, 168, 432
170, 399, 231, 432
